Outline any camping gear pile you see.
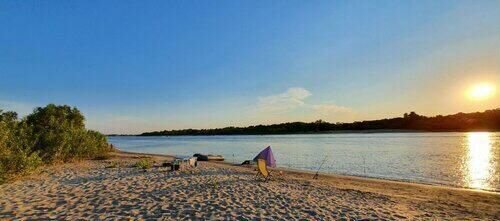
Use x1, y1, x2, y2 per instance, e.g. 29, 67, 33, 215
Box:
163, 156, 198, 171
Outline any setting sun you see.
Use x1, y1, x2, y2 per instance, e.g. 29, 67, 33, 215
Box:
467, 83, 495, 100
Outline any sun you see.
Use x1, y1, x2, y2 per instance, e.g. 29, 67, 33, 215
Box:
467, 83, 495, 100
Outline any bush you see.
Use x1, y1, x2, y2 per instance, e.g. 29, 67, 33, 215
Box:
25, 104, 109, 163
0, 112, 41, 183
0, 104, 110, 183
106, 161, 120, 168
0, 164, 5, 184
93, 152, 112, 160
134, 158, 153, 170
0, 151, 42, 175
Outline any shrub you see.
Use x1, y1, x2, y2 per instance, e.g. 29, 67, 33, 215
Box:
106, 161, 120, 168
25, 104, 110, 163
0, 104, 110, 183
0, 164, 5, 184
134, 158, 153, 170
0, 151, 42, 175
27, 105, 96, 162
93, 152, 112, 160
0, 111, 42, 183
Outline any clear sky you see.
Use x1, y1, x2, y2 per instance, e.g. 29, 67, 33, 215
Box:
1, 0, 499, 134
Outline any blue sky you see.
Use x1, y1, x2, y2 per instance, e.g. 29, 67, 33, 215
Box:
1, 0, 499, 134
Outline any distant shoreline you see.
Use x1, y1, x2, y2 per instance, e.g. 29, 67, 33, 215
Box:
113, 109, 499, 136
108, 129, 499, 136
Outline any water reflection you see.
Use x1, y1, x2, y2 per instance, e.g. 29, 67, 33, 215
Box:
466, 132, 493, 189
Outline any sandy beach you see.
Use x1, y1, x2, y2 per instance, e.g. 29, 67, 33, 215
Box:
0, 151, 498, 220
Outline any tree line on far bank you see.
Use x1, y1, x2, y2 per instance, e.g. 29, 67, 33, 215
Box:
0, 104, 110, 183
140, 108, 500, 136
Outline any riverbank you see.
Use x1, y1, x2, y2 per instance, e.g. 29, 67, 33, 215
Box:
0, 151, 498, 220
109, 129, 500, 137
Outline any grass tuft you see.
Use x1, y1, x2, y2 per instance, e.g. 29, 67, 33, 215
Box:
134, 158, 153, 170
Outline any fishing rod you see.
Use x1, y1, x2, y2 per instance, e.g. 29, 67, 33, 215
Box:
313, 155, 328, 179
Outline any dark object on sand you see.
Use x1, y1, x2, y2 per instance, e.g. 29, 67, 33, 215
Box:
193, 153, 208, 161
170, 160, 180, 171
172, 164, 180, 171
193, 153, 224, 161
241, 160, 253, 165
162, 162, 171, 167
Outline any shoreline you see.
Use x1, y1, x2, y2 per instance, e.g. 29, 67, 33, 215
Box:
108, 129, 500, 136
1, 150, 498, 219
118, 149, 500, 193
277, 167, 500, 193
270, 165, 500, 195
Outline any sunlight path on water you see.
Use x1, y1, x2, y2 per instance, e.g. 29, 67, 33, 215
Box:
465, 132, 494, 190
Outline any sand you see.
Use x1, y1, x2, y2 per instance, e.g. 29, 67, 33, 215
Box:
0, 151, 499, 220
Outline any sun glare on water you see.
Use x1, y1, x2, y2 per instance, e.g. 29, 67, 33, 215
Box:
465, 132, 493, 190
467, 83, 495, 100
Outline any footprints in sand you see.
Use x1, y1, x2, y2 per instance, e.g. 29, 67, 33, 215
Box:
0, 161, 491, 220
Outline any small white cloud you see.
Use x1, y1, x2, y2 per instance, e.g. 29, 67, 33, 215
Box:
252, 87, 357, 123
257, 87, 312, 112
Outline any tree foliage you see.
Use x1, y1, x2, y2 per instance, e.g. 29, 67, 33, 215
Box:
0, 104, 110, 183
140, 109, 500, 136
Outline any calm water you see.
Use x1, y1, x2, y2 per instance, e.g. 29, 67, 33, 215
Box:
108, 132, 500, 192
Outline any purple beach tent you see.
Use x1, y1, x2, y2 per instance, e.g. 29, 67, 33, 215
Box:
253, 146, 276, 168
